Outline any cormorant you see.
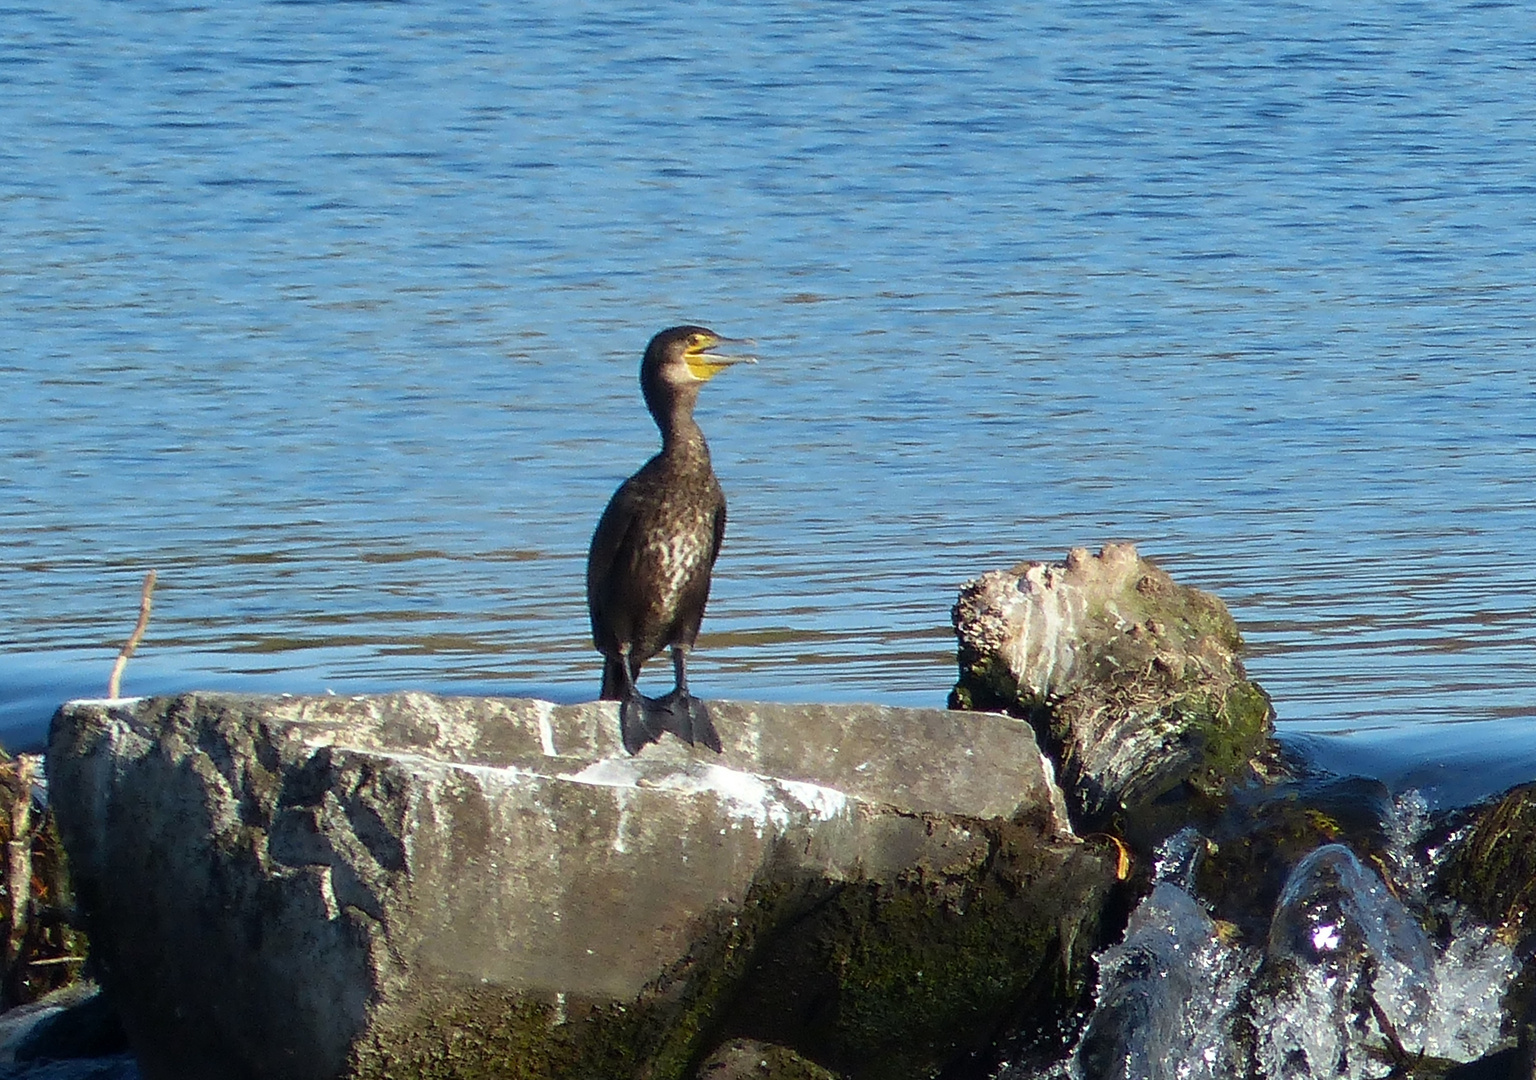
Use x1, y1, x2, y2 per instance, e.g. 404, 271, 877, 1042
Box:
586, 325, 753, 755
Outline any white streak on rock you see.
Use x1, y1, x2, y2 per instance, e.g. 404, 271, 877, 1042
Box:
561, 758, 850, 836
316, 867, 339, 921
779, 778, 849, 822
612, 787, 633, 855
534, 700, 557, 758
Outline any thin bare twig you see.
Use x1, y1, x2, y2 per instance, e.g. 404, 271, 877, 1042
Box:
1084, 832, 1134, 880
4, 756, 35, 975
107, 570, 157, 700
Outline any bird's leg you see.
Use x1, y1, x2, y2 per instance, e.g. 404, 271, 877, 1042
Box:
671, 645, 690, 696
655, 645, 722, 753
616, 645, 661, 755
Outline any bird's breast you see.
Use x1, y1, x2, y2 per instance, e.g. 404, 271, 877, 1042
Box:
642, 508, 714, 606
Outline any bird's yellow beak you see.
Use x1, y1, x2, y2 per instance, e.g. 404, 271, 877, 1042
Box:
685, 335, 757, 381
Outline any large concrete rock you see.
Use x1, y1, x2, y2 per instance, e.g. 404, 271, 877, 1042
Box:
47, 693, 1113, 1080
950, 543, 1277, 838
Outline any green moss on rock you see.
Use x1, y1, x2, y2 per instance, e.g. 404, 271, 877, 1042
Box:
1436, 781, 1536, 936
718, 820, 1114, 1080
349, 871, 837, 1080
697, 1039, 843, 1079
351, 991, 655, 1080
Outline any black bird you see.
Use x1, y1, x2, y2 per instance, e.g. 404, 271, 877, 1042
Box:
586, 325, 753, 755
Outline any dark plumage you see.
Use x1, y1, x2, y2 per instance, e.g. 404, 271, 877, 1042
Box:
586, 325, 753, 755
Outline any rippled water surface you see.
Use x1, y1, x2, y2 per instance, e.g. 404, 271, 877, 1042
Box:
4, 0, 1535, 798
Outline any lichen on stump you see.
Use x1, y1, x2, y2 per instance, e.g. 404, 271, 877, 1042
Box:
950, 543, 1278, 838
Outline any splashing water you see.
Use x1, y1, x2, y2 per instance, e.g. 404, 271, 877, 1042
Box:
1255, 844, 1438, 1078
1071, 882, 1256, 1080
1041, 813, 1517, 1080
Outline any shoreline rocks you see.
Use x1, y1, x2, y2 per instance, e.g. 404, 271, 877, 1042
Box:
47, 693, 1114, 1080
26, 545, 1536, 1079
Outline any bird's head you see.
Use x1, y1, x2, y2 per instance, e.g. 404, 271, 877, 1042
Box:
639, 325, 754, 424
643, 325, 755, 386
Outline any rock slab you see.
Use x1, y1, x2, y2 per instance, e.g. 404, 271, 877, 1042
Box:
48, 693, 1110, 1080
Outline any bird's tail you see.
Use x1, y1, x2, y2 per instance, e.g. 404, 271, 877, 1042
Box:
600, 657, 628, 700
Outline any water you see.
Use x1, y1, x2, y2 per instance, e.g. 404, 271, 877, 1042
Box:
3, 1, 1536, 799
1069, 881, 1255, 1080
1055, 842, 1515, 1080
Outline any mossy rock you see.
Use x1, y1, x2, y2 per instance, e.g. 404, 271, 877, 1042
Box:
951, 544, 1278, 839
349, 865, 835, 1080
1435, 781, 1536, 937
53, 693, 1101, 1080
696, 1039, 842, 1080
716, 818, 1115, 1080
347, 823, 1113, 1080
1431, 780, 1536, 1056
351, 990, 661, 1080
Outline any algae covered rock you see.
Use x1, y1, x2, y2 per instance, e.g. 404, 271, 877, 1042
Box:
1195, 775, 1397, 941
48, 692, 1111, 1080
1434, 781, 1536, 940
718, 814, 1116, 1079
950, 543, 1277, 836
1432, 779, 1536, 1072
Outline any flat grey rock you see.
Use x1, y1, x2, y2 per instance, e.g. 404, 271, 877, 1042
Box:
48, 693, 1085, 1080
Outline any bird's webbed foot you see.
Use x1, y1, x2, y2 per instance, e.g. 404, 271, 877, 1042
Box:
619, 690, 663, 755
652, 688, 723, 754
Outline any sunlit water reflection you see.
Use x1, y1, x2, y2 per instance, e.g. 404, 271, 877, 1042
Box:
3, 1, 1535, 805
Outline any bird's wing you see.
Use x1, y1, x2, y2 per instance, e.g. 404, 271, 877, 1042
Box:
708, 499, 727, 570
587, 484, 640, 611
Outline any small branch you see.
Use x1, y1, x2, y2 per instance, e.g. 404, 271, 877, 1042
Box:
107, 570, 157, 700
4, 756, 36, 976
1084, 832, 1134, 880
1368, 991, 1417, 1074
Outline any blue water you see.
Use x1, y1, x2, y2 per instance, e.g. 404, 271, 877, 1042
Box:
3, 0, 1536, 803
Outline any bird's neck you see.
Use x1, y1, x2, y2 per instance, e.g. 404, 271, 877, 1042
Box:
659, 411, 708, 458
653, 387, 709, 457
